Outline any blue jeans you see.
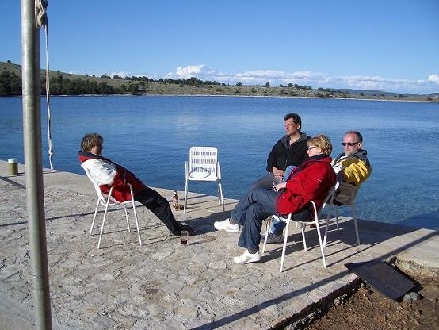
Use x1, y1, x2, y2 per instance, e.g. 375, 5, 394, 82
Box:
230, 188, 278, 252
270, 218, 287, 235
248, 165, 296, 191
248, 173, 275, 191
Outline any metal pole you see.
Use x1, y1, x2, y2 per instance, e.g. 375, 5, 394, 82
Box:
21, 0, 53, 329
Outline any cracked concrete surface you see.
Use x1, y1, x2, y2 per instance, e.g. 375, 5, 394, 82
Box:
0, 161, 437, 329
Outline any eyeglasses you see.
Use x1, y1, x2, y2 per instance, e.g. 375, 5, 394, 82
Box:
342, 142, 359, 147
307, 146, 317, 151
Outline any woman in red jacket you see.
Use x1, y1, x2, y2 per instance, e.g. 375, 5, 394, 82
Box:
223, 134, 336, 264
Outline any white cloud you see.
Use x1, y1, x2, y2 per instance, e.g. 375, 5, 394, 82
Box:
175, 64, 205, 78
163, 64, 439, 94
110, 71, 129, 78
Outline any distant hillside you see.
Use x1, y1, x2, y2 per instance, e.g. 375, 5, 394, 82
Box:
1, 61, 22, 75
337, 88, 435, 98
1, 60, 438, 102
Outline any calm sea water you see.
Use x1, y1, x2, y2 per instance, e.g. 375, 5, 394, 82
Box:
1, 95, 438, 230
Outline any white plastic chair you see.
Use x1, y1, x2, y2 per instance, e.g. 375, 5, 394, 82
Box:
184, 146, 224, 213
262, 185, 336, 272
82, 165, 142, 249
325, 181, 360, 246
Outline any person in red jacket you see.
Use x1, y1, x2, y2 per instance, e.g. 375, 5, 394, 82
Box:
225, 134, 336, 264
78, 133, 194, 236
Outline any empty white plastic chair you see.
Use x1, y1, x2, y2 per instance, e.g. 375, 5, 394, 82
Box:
81, 164, 142, 249
184, 146, 224, 213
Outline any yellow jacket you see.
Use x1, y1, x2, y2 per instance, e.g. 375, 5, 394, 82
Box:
332, 149, 372, 186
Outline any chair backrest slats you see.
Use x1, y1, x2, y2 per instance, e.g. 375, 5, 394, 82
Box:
187, 147, 219, 181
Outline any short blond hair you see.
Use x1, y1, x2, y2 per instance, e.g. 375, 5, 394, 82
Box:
308, 134, 332, 156
81, 133, 103, 152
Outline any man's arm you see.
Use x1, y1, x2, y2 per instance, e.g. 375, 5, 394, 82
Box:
340, 158, 371, 185
266, 139, 282, 172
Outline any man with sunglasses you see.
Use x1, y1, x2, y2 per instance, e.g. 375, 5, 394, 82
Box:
265, 130, 371, 244
331, 130, 372, 204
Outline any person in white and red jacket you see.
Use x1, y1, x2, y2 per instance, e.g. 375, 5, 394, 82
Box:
78, 132, 194, 236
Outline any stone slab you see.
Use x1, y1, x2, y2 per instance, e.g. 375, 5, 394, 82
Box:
0, 160, 438, 329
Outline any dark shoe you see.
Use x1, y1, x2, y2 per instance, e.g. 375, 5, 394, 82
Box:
265, 232, 284, 244
173, 223, 196, 236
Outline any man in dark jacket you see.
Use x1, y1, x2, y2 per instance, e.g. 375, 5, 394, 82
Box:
250, 112, 309, 190
215, 113, 309, 233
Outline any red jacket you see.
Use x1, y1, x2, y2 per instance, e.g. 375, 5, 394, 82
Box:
78, 151, 146, 202
276, 156, 336, 215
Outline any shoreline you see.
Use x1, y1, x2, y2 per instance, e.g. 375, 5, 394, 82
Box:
3, 93, 436, 103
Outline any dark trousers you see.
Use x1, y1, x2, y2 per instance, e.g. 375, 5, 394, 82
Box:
248, 173, 275, 191
231, 188, 278, 252
135, 187, 180, 234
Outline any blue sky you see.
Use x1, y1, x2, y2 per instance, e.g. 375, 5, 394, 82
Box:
2, 0, 438, 94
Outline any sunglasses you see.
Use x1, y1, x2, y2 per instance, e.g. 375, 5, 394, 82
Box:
342, 142, 359, 147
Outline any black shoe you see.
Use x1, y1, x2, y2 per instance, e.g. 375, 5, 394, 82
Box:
172, 223, 196, 236
265, 232, 284, 244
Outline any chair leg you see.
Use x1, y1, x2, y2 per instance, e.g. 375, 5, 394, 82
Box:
123, 205, 131, 232
262, 217, 272, 254
300, 225, 308, 251
323, 209, 331, 247
323, 204, 334, 246
314, 217, 327, 268
90, 199, 100, 234
351, 204, 360, 245
280, 219, 291, 272
132, 200, 142, 246
97, 200, 111, 249
184, 179, 189, 213
218, 181, 224, 211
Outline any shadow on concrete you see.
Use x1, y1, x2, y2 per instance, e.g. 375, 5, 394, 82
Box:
190, 230, 438, 329
0, 176, 25, 188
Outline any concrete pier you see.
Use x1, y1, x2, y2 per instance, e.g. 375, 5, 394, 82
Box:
0, 160, 437, 329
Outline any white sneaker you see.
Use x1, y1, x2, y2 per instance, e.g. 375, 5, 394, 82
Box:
214, 218, 240, 233
233, 250, 261, 264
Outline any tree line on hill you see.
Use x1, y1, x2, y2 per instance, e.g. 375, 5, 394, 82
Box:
1, 64, 437, 102
0, 67, 318, 97
0, 69, 234, 96
0, 70, 128, 95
